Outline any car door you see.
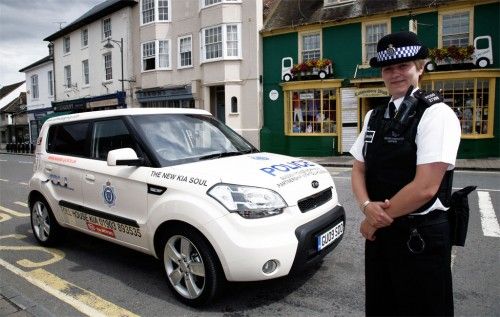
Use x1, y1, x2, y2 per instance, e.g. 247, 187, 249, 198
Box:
81, 117, 148, 249
45, 121, 88, 225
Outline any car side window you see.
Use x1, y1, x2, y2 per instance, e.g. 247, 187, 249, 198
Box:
47, 122, 89, 157
91, 119, 137, 160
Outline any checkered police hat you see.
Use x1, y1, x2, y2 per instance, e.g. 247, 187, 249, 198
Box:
369, 31, 429, 68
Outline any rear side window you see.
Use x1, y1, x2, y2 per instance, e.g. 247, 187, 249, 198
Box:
47, 122, 89, 156
91, 119, 136, 160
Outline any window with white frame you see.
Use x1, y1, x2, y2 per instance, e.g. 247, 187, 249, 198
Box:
81, 29, 88, 47
201, 23, 241, 62
178, 35, 192, 68
63, 36, 70, 54
226, 25, 238, 57
82, 60, 89, 85
48, 70, 53, 96
142, 41, 156, 71
102, 18, 111, 39
142, 40, 171, 71
158, 40, 170, 68
142, 0, 154, 23
301, 33, 320, 62
203, 26, 222, 60
364, 22, 388, 63
441, 11, 470, 47
158, 0, 169, 21
31, 75, 39, 99
104, 53, 112, 80
202, 0, 238, 8
141, 0, 170, 24
64, 65, 71, 88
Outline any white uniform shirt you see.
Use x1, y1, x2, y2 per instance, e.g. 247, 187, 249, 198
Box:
349, 88, 461, 214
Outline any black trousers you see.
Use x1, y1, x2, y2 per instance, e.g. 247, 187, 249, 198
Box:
365, 212, 453, 316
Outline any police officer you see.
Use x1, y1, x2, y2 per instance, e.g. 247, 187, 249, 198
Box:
350, 31, 461, 316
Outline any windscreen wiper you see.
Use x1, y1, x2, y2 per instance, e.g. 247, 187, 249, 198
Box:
198, 151, 245, 161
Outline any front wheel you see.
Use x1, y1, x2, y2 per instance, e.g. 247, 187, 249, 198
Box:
30, 197, 62, 246
162, 226, 223, 306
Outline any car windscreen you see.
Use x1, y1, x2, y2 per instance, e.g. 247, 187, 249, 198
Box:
131, 114, 256, 166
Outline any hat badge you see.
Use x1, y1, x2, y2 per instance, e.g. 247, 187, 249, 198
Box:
386, 44, 396, 56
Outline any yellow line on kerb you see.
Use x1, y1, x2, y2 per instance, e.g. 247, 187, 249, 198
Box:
0, 205, 29, 217
0, 259, 139, 317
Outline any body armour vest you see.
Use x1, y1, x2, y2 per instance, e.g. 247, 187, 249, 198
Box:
362, 90, 453, 213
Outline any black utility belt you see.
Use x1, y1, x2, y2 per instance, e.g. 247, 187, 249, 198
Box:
393, 210, 449, 228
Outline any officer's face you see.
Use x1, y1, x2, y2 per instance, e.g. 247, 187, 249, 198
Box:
381, 62, 423, 99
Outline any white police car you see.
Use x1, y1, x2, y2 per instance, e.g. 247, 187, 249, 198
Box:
29, 108, 345, 306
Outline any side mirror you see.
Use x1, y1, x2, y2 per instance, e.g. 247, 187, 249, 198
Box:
107, 148, 144, 166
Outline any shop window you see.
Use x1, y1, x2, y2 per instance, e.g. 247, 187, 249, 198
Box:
422, 78, 493, 137
285, 88, 337, 135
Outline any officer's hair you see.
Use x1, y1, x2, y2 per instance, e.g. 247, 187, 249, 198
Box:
414, 59, 426, 82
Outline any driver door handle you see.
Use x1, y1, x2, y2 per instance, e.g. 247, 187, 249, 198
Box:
85, 173, 95, 182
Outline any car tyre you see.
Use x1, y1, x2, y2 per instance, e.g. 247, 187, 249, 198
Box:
318, 71, 327, 79
161, 226, 223, 307
30, 196, 62, 246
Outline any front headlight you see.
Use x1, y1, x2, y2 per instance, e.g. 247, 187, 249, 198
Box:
208, 184, 287, 219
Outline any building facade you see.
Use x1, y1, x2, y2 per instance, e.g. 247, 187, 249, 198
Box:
44, 0, 137, 113
19, 53, 55, 144
133, 0, 263, 147
261, 0, 500, 158
0, 81, 27, 149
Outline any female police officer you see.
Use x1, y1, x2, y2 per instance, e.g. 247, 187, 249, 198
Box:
350, 31, 461, 316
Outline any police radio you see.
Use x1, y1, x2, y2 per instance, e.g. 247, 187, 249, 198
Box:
392, 85, 418, 132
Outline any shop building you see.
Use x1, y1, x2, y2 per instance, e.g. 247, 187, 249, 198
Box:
43, 0, 137, 113
261, 0, 500, 158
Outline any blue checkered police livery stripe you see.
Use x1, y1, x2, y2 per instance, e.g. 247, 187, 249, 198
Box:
377, 45, 421, 62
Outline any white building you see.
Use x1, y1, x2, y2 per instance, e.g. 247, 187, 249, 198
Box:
19, 51, 55, 143
44, 0, 137, 112
43, 0, 263, 147
133, 0, 263, 147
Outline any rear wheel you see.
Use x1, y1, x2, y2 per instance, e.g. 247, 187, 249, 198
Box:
30, 197, 62, 246
161, 226, 223, 306
318, 70, 327, 79
476, 57, 490, 68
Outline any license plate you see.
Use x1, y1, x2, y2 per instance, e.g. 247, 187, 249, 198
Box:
317, 221, 344, 251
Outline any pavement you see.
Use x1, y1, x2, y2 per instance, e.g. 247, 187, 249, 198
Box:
304, 155, 500, 171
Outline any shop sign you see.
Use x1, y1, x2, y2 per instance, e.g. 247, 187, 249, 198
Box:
299, 93, 314, 100
355, 88, 389, 97
269, 90, 279, 101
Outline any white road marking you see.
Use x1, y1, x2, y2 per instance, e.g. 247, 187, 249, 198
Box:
19, 182, 29, 186
451, 248, 457, 269
0, 179, 7, 182
18, 161, 33, 164
453, 187, 500, 192
478, 191, 500, 237
0, 159, 7, 162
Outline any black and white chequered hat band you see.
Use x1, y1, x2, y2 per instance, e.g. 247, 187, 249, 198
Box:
376, 45, 422, 62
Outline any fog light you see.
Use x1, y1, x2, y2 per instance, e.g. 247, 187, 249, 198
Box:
262, 260, 279, 274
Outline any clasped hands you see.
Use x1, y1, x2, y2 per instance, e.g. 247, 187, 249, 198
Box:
360, 199, 392, 241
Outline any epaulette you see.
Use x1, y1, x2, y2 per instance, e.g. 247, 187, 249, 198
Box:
413, 89, 443, 107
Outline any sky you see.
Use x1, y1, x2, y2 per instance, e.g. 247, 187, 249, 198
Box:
0, 0, 104, 87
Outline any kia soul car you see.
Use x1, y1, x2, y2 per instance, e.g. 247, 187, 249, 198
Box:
29, 108, 345, 306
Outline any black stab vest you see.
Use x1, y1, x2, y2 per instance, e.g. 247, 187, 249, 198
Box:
362, 90, 453, 213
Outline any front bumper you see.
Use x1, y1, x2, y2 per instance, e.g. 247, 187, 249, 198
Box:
205, 203, 345, 281
289, 204, 346, 274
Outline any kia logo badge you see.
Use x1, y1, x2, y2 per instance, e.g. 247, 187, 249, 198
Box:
311, 180, 319, 188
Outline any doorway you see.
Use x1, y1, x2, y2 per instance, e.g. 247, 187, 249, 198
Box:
210, 86, 225, 123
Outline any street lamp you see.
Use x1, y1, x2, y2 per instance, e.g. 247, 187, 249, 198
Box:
103, 37, 124, 92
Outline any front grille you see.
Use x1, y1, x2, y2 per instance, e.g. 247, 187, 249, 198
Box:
297, 187, 332, 213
